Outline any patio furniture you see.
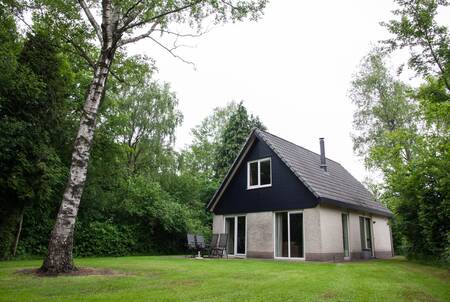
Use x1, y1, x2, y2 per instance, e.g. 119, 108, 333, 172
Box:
211, 233, 228, 258
195, 235, 207, 258
186, 233, 197, 257
205, 234, 219, 257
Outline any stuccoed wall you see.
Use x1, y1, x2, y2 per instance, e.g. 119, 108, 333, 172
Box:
247, 211, 273, 258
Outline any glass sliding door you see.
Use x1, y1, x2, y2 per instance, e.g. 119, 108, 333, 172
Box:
275, 212, 288, 257
289, 213, 303, 258
342, 213, 349, 258
359, 216, 373, 256
275, 211, 304, 258
225, 216, 246, 255
364, 217, 372, 250
237, 216, 246, 254
225, 217, 235, 255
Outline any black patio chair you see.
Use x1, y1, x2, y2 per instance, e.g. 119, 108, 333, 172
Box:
186, 233, 197, 257
195, 235, 207, 257
205, 234, 219, 257
211, 233, 228, 258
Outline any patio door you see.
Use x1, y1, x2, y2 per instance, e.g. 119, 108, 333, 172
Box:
225, 216, 246, 255
359, 216, 373, 257
275, 211, 304, 259
342, 213, 350, 258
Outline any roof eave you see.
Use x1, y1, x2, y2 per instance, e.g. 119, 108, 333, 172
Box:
319, 197, 394, 218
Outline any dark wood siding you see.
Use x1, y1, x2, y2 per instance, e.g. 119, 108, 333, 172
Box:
213, 138, 318, 215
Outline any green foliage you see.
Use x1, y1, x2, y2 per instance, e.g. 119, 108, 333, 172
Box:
214, 101, 266, 179
0, 12, 75, 258
0, 13, 209, 257
0, 1, 268, 259
382, 0, 450, 92
181, 102, 238, 181
350, 50, 419, 169
178, 101, 266, 227
375, 0, 449, 262
351, 50, 449, 262
74, 221, 136, 256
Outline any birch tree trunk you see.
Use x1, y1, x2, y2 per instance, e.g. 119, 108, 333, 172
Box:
40, 48, 116, 273
37, 0, 264, 274
12, 207, 24, 257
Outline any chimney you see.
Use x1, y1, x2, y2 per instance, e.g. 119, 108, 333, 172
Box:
319, 138, 327, 172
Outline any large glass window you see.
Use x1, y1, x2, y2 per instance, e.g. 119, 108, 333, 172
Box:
247, 158, 271, 189
275, 212, 288, 257
260, 160, 271, 185
342, 213, 349, 257
359, 216, 372, 250
225, 217, 235, 254
275, 212, 304, 258
225, 216, 246, 255
249, 162, 258, 187
237, 216, 246, 254
289, 213, 303, 258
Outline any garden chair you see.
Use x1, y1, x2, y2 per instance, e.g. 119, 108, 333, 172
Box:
211, 233, 228, 258
186, 233, 197, 257
195, 235, 207, 257
205, 234, 219, 257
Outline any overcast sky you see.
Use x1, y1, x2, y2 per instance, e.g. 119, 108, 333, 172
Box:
129, 0, 449, 182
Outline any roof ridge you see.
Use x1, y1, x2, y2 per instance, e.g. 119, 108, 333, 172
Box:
256, 129, 342, 165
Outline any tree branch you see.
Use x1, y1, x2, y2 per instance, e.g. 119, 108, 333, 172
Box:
123, 0, 203, 31
122, 0, 143, 19
423, 31, 450, 90
65, 38, 96, 69
152, 28, 207, 38
64, 38, 125, 83
147, 36, 196, 68
120, 0, 144, 30
77, 0, 103, 43
118, 21, 159, 46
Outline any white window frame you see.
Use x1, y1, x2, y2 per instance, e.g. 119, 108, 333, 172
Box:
273, 210, 305, 260
223, 215, 247, 256
247, 157, 272, 189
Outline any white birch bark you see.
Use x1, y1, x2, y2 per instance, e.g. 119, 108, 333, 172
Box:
41, 0, 119, 272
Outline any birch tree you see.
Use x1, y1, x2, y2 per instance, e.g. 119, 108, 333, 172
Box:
12, 0, 267, 273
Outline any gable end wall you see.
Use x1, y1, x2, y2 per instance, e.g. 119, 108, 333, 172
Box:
213, 138, 318, 215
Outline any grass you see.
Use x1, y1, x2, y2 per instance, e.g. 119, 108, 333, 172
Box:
0, 256, 448, 302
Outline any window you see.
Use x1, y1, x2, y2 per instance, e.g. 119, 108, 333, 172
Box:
275, 211, 304, 258
249, 162, 258, 187
225, 216, 246, 255
342, 213, 349, 258
247, 158, 271, 189
359, 216, 372, 250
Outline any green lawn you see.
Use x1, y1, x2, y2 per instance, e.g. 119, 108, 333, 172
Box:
0, 256, 448, 302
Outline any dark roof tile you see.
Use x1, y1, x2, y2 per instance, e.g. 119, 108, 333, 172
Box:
255, 129, 392, 216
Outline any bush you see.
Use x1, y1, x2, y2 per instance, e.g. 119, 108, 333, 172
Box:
74, 220, 136, 257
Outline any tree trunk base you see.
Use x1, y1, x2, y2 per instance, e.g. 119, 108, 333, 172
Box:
40, 229, 77, 274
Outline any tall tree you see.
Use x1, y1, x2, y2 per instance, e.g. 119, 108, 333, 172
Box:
14, 0, 267, 273
181, 101, 238, 181
350, 50, 419, 170
214, 101, 266, 179
105, 76, 182, 175
0, 15, 74, 259
378, 0, 449, 260
351, 50, 450, 261
382, 0, 450, 92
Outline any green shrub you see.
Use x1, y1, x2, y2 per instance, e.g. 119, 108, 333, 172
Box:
74, 220, 136, 257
